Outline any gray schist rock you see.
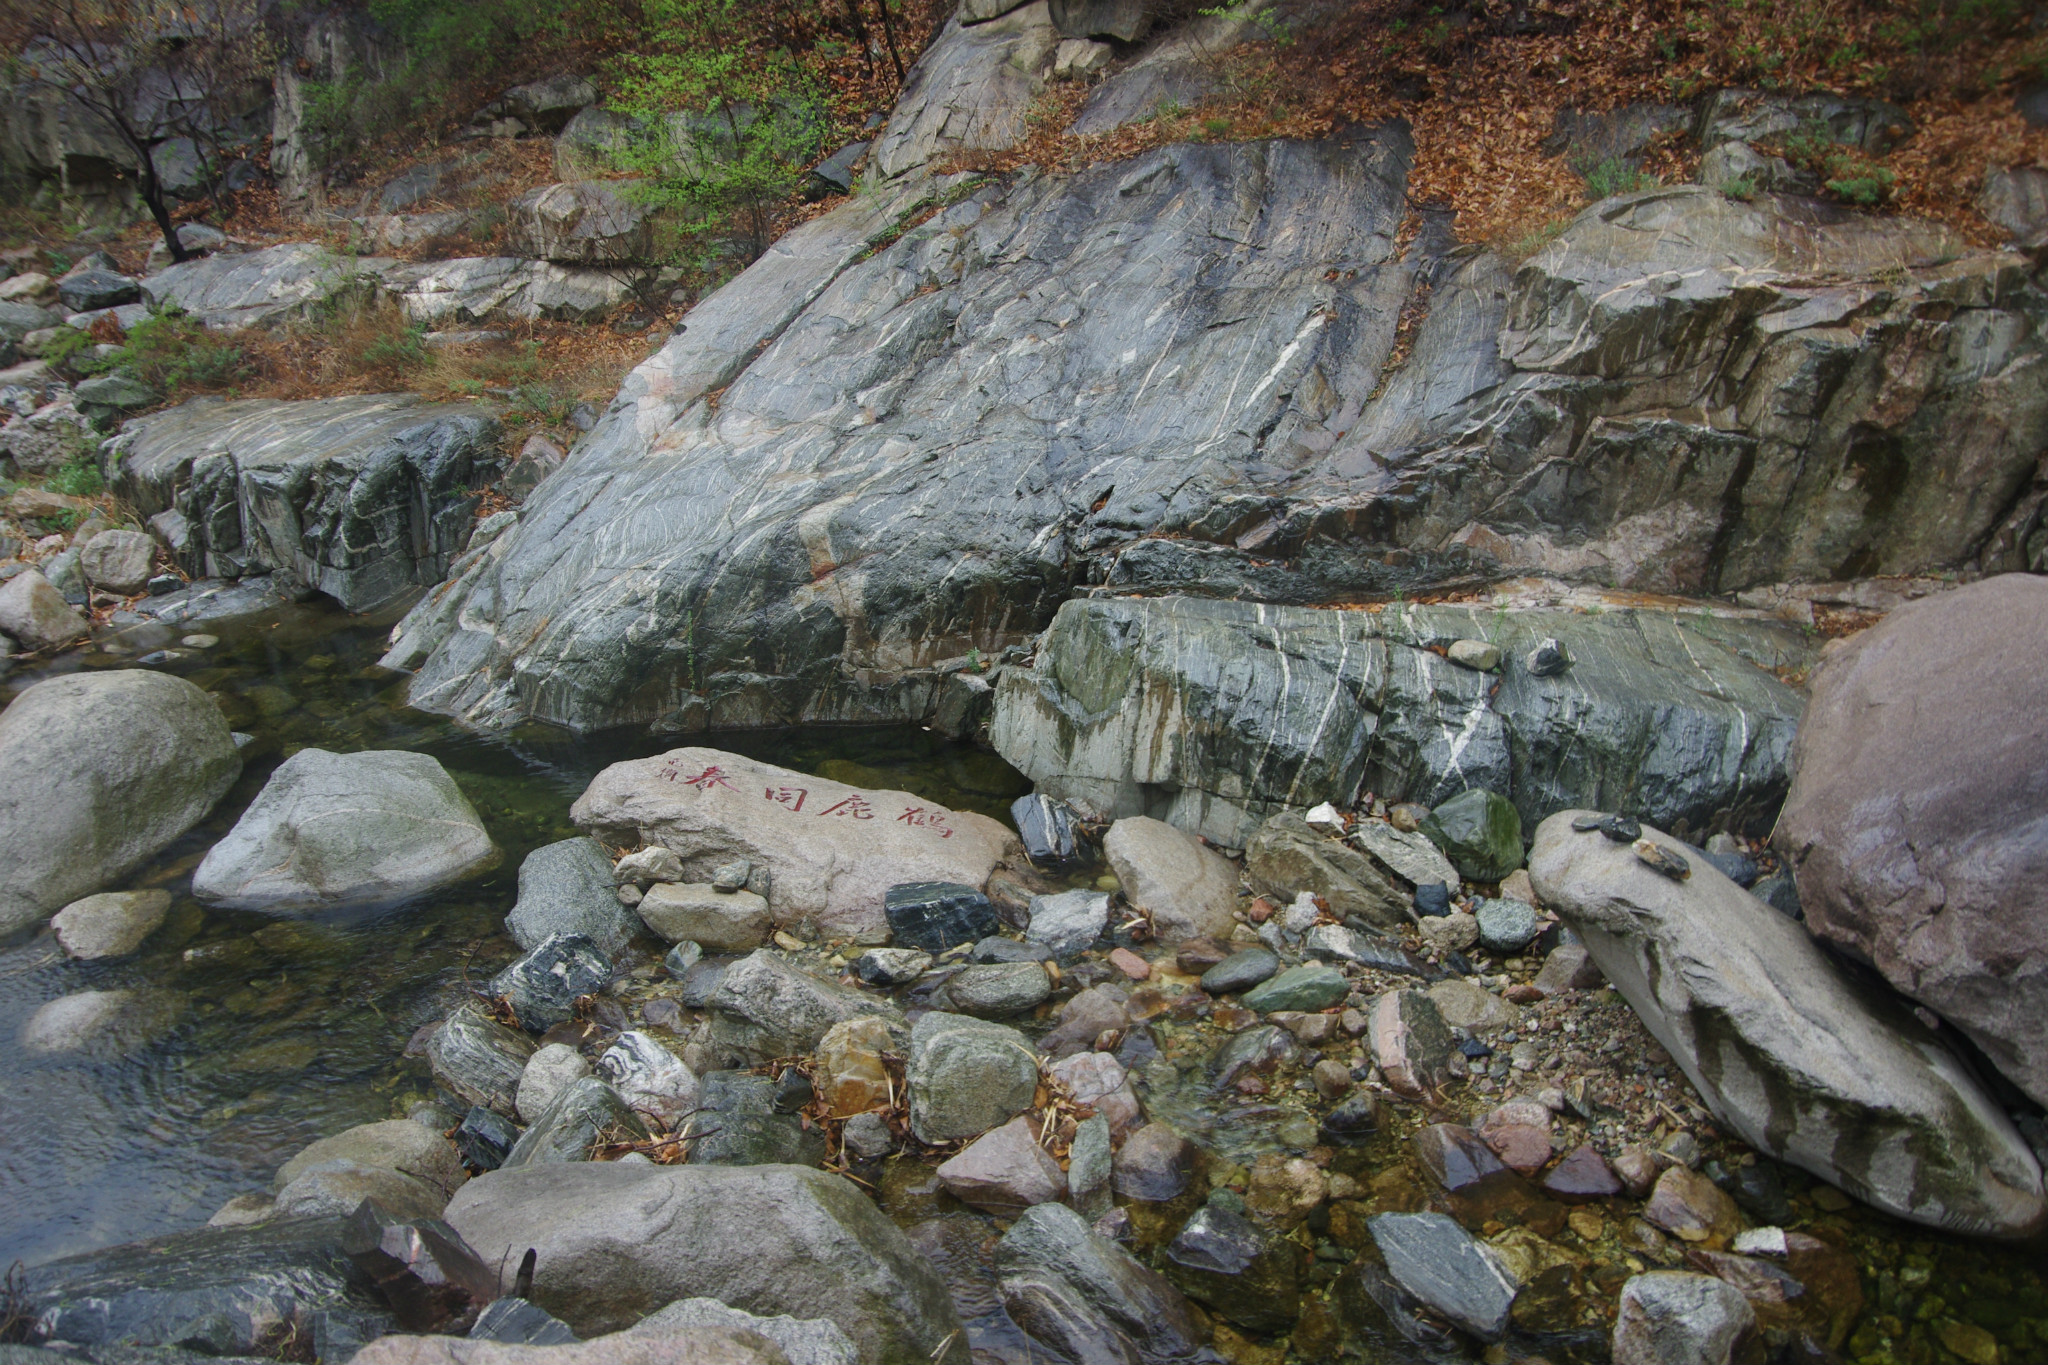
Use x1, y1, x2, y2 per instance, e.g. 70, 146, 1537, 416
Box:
383, 135, 2047, 742
141, 243, 388, 331
506, 837, 641, 956
1529, 810, 2048, 1240
503, 182, 656, 264
869, 3, 1058, 178
1068, 11, 1255, 135
26, 1216, 389, 1358
444, 1162, 966, 1363
993, 1203, 1205, 1364
996, 595, 1806, 846
110, 394, 501, 611
378, 256, 640, 325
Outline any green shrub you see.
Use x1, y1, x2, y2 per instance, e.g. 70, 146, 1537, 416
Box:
1781, 125, 1897, 206
78, 307, 247, 394
45, 456, 104, 499
1578, 157, 1662, 201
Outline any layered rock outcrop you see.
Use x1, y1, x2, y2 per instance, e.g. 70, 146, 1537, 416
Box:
382, 117, 2047, 736
111, 394, 501, 611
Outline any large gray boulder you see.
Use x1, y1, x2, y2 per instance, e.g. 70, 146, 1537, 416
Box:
506, 836, 641, 956
378, 256, 640, 326
996, 595, 1807, 846
140, 243, 385, 331
443, 1162, 966, 1364
632, 1298, 857, 1365
0, 670, 240, 937
570, 747, 1015, 944
907, 1010, 1039, 1142
0, 568, 90, 650
194, 748, 497, 911
1529, 809, 2047, 1240
109, 394, 501, 611
1778, 575, 2048, 1110
352, 1330, 784, 1365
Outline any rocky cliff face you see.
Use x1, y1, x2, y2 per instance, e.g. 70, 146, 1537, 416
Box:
382, 16, 2048, 736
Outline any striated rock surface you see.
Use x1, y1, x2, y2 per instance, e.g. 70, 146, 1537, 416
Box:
1530, 809, 2047, 1239
1778, 574, 2048, 1109
140, 243, 386, 331
382, 152, 2046, 740
997, 594, 1806, 844
111, 394, 501, 611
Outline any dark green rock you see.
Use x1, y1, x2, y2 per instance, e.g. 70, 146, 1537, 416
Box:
1200, 947, 1280, 995
1241, 963, 1347, 1013
1163, 1204, 1301, 1333
1422, 789, 1523, 882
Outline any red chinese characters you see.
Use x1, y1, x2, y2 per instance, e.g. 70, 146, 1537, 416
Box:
897, 806, 955, 839
765, 785, 808, 812
816, 795, 875, 820
661, 760, 736, 791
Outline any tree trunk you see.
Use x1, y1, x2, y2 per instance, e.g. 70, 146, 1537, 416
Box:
875, 0, 906, 84
136, 149, 191, 264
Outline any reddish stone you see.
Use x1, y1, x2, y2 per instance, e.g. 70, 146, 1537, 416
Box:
1108, 947, 1152, 980
1613, 1144, 1659, 1197
1644, 1165, 1744, 1246
1248, 897, 1277, 923
1175, 938, 1230, 974
1542, 1143, 1624, 1203
1504, 984, 1545, 1004
1484, 1122, 1554, 1175
1213, 1004, 1259, 1032
1412, 1123, 1507, 1192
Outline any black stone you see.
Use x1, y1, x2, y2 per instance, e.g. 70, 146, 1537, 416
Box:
971, 935, 1057, 964
1701, 849, 1759, 887
469, 1297, 578, 1345
1751, 871, 1802, 921
1011, 792, 1088, 869
1525, 637, 1569, 677
1441, 950, 1476, 976
1715, 1160, 1795, 1225
454, 1104, 519, 1171
342, 1202, 498, 1331
1199, 947, 1281, 995
1458, 1037, 1493, 1059
1342, 927, 1430, 977
1412, 882, 1452, 918
1319, 1093, 1384, 1146
58, 269, 142, 312
885, 881, 1000, 952
489, 932, 611, 1032
146, 573, 182, 595
806, 139, 870, 197
773, 1068, 814, 1113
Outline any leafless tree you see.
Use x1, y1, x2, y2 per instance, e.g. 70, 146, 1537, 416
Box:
2, 0, 274, 262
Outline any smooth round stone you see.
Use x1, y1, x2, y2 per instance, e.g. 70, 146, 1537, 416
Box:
52, 888, 172, 959
21, 987, 186, 1056
945, 961, 1051, 1016
1240, 963, 1346, 1014
1474, 898, 1538, 954
1413, 882, 1453, 918
1200, 947, 1281, 995
181, 634, 219, 648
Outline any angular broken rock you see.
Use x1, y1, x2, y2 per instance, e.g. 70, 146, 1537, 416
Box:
596, 1030, 699, 1123
1531, 809, 2048, 1239
636, 882, 772, 952
706, 949, 901, 1065
572, 748, 1016, 943
1643, 1165, 1744, 1247
936, 1115, 1066, 1214
1413, 1123, 1509, 1193
1370, 989, 1454, 1097
1612, 1271, 1756, 1365
343, 1200, 500, 1331
1367, 1211, 1519, 1342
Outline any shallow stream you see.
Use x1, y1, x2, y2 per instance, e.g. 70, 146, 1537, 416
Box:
2, 599, 2044, 1365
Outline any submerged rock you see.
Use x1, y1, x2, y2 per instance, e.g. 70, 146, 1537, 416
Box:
111, 394, 501, 611
993, 1203, 1205, 1365
1779, 574, 2048, 1111
0, 670, 241, 937
51, 889, 171, 959
1165, 1203, 1301, 1333
1530, 810, 2048, 1239
20, 987, 186, 1057
1367, 1211, 1519, 1343
937, 1114, 1066, 1213
570, 748, 1014, 944
194, 748, 497, 912
444, 1162, 964, 1363
1612, 1271, 1756, 1365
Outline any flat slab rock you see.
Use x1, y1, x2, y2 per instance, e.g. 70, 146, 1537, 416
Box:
110, 394, 501, 612
1530, 809, 2048, 1240
571, 747, 1015, 943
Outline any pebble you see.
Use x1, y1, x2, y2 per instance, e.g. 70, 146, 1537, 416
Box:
1200, 947, 1280, 995
1474, 897, 1539, 953
1447, 638, 1501, 671
1107, 947, 1151, 981
1388, 802, 1430, 833
180, 633, 218, 648
617, 884, 644, 906
1412, 881, 1453, 917
1632, 839, 1690, 879
1311, 1059, 1351, 1100
1525, 637, 1568, 676
855, 946, 932, 986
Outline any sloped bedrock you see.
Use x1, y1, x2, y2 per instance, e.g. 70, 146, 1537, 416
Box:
989, 594, 1808, 847
385, 129, 2047, 735
111, 394, 501, 612
389, 132, 1421, 731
